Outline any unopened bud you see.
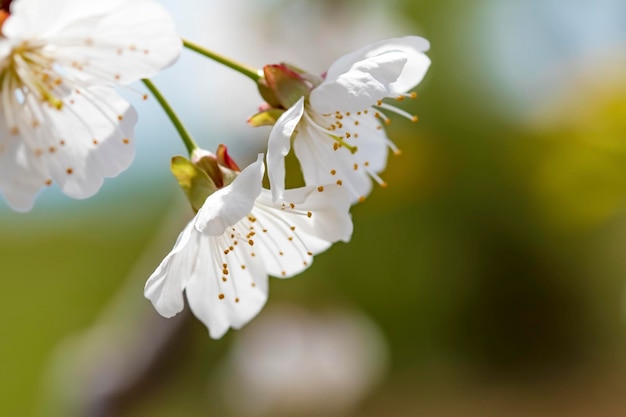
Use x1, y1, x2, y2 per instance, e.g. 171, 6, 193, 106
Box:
260, 64, 311, 109
172, 145, 243, 212
192, 148, 224, 189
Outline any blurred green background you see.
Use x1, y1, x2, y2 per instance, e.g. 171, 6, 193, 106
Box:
3, 0, 626, 416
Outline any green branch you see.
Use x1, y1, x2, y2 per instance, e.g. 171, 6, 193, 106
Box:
142, 78, 198, 156
183, 39, 262, 82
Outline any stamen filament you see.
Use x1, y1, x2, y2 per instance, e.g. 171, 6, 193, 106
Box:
366, 168, 387, 187
393, 92, 418, 100
331, 135, 358, 153
12, 54, 63, 109
377, 102, 418, 122
386, 139, 402, 155
303, 111, 358, 153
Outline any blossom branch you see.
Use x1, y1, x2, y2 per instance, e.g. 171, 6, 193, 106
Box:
182, 39, 262, 82
141, 79, 199, 155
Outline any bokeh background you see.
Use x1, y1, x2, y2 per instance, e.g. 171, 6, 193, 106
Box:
3, 0, 626, 416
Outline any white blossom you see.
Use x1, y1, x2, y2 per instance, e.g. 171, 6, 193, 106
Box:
145, 155, 353, 339
266, 36, 430, 204
0, 0, 181, 210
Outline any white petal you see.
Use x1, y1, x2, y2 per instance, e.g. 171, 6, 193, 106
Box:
345, 110, 390, 174
0, 39, 12, 59
387, 40, 431, 94
195, 155, 264, 235
310, 51, 407, 114
6, 0, 131, 37
251, 186, 353, 279
323, 36, 431, 96
279, 186, 352, 243
43, 86, 136, 198
293, 121, 388, 204
0, 133, 47, 211
267, 97, 304, 202
185, 233, 269, 339
144, 220, 199, 318
5, 0, 181, 84
0, 85, 136, 207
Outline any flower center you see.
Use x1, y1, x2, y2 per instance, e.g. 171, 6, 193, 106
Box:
1, 41, 65, 112
317, 92, 420, 156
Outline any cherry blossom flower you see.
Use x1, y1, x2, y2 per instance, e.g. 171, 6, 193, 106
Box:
250, 36, 430, 204
0, 0, 181, 211
144, 155, 353, 339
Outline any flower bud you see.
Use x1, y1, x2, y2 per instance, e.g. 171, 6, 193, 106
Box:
260, 64, 312, 109
171, 145, 241, 212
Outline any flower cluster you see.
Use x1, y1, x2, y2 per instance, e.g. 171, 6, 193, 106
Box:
1, 0, 430, 338
145, 153, 353, 338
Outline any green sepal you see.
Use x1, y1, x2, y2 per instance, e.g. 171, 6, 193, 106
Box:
170, 156, 217, 212
194, 153, 224, 188
247, 108, 286, 127
257, 79, 282, 108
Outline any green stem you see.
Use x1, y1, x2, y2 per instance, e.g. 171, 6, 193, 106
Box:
141, 78, 198, 155
183, 38, 262, 82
